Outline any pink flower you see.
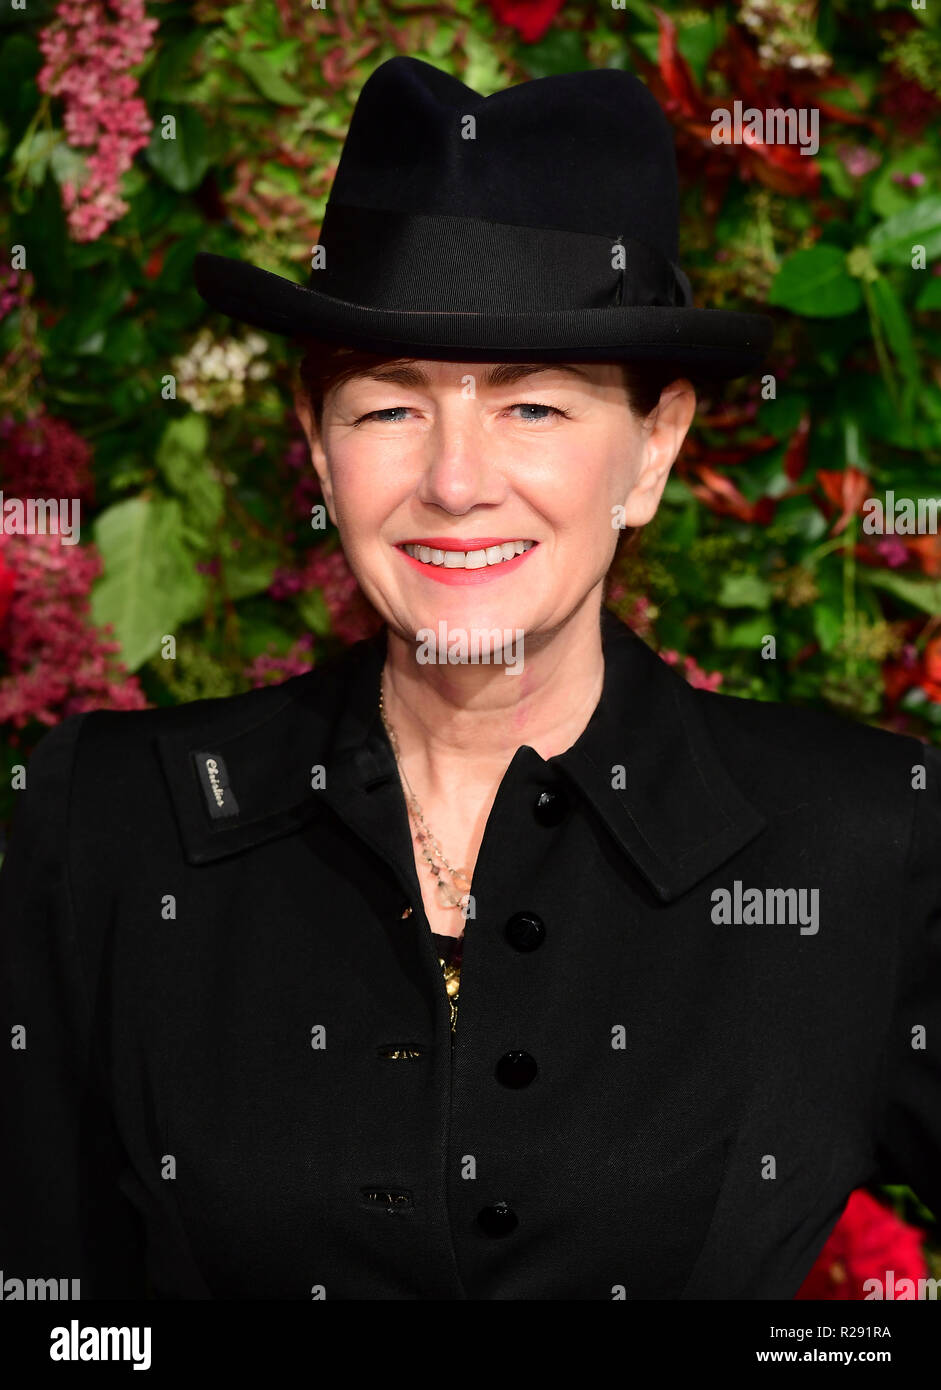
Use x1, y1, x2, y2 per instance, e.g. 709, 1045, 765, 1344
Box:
873, 537, 909, 568
659, 648, 723, 692
0, 531, 148, 727
268, 545, 383, 646
37, 0, 159, 242
243, 634, 316, 688
836, 144, 881, 179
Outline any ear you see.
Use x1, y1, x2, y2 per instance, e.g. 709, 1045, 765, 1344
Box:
620, 380, 696, 527
293, 387, 338, 526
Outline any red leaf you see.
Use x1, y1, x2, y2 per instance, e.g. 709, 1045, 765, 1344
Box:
815, 466, 870, 535
688, 464, 776, 524
783, 412, 811, 482
653, 6, 703, 119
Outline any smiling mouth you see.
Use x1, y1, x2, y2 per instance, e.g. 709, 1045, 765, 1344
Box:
399, 540, 537, 570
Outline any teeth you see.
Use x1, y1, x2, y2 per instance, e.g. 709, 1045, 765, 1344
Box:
403, 540, 535, 568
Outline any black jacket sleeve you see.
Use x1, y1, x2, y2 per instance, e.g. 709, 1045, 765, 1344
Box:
873, 741, 941, 1221
0, 713, 147, 1298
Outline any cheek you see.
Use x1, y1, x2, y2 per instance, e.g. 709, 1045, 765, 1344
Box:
545, 438, 638, 546
325, 447, 397, 538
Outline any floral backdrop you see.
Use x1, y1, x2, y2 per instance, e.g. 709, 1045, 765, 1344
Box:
0, 0, 939, 1297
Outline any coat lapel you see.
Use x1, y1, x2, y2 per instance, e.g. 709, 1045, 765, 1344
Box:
553, 608, 767, 901
156, 609, 766, 901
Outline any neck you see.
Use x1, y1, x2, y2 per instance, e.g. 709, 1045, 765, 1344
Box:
379, 597, 607, 803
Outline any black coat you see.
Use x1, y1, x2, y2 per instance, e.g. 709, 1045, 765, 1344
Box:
1, 606, 939, 1300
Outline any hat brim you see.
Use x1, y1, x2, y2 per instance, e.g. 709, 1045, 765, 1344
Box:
193, 252, 774, 380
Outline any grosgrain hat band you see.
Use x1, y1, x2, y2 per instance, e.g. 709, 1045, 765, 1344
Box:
309, 202, 695, 314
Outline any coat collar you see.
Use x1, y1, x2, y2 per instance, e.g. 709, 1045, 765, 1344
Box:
156, 608, 766, 902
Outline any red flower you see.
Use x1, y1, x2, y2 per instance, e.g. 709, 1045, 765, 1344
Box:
487, 0, 565, 44
795, 1189, 926, 1300
0, 544, 16, 627
920, 635, 941, 704
0, 412, 95, 504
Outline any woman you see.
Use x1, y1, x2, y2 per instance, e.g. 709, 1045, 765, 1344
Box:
1, 56, 938, 1302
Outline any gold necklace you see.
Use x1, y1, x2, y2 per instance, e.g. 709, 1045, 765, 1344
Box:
379, 668, 466, 1033
378, 670, 472, 913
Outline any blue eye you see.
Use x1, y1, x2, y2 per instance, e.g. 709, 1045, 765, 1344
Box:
513, 403, 568, 422
356, 407, 411, 424
353, 403, 570, 425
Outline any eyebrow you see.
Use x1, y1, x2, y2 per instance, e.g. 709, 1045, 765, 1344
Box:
348, 363, 594, 389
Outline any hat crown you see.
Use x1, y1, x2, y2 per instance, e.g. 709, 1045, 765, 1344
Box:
327, 56, 680, 261
192, 56, 774, 376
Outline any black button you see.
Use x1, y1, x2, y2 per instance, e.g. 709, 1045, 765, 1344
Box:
475, 1203, 518, 1237
495, 1050, 538, 1088
504, 911, 545, 952
533, 786, 568, 826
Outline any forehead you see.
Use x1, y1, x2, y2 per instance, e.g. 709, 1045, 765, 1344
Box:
338, 362, 612, 389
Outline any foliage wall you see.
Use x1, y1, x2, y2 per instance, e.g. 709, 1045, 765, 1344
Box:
0, 0, 940, 1295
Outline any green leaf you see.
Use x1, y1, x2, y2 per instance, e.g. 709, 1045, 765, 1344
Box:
48, 140, 87, 190
768, 246, 863, 318
676, 15, 724, 87
233, 49, 307, 106
90, 496, 208, 671
868, 274, 919, 387
916, 277, 941, 311
870, 145, 934, 220
10, 128, 61, 188
219, 535, 277, 602
155, 414, 224, 547
140, 27, 209, 104
462, 30, 509, 93
811, 562, 843, 653
863, 569, 941, 616
46, 270, 128, 354
296, 588, 332, 637
868, 196, 941, 268
0, 34, 41, 125
725, 615, 772, 647
813, 603, 843, 654
815, 152, 855, 201
516, 28, 590, 79
145, 106, 210, 193
717, 573, 772, 609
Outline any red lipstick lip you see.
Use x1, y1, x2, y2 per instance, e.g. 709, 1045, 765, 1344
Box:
395, 540, 538, 585
396, 537, 537, 551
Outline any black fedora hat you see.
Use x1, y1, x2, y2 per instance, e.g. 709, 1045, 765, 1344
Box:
193, 55, 773, 379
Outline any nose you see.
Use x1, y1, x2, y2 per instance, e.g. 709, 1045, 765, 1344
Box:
415, 403, 507, 514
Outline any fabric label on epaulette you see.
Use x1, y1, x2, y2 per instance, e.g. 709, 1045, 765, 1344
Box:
192, 750, 240, 820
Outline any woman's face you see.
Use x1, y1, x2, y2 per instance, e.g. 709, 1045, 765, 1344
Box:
295, 359, 695, 643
